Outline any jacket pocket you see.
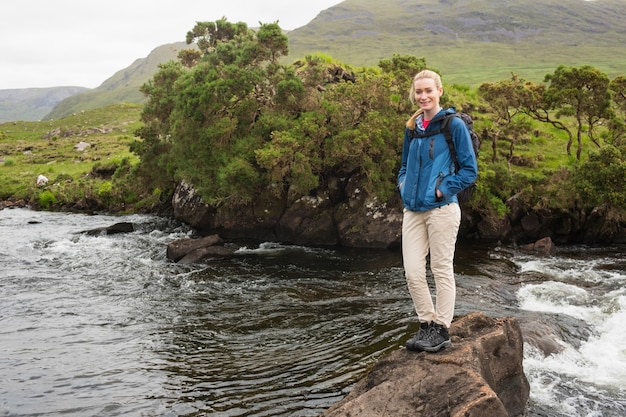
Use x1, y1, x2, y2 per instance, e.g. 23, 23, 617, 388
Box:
435, 172, 444, 202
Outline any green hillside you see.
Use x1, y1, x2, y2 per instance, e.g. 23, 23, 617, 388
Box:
0, 104, 143, 207
288, 0, 626, 86
0, 87, 88, 123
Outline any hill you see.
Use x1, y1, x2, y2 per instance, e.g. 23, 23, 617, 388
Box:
0, 87, 88, 122
287, 0, 626, 86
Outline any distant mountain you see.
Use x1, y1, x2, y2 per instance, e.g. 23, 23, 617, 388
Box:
0, 86, 88, 122
2, 0, 625, 122
44, 42, 189, 120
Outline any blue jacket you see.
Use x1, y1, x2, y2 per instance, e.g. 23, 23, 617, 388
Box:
398, 108, 478, 212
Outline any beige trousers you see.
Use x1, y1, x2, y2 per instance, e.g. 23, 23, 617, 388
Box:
402, 203, 461, 328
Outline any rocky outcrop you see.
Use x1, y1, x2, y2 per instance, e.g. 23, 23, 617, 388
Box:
322, 312, 529, 417
171, 178, 404, 249
0, 198, 28, 210
170, 180, 625, 249
471, 197, 626, 245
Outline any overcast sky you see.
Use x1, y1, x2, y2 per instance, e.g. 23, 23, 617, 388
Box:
0, 0, 343, 90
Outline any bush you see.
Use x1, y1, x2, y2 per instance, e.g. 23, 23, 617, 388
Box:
572, 145, 625, 210
38, 190, 57, 209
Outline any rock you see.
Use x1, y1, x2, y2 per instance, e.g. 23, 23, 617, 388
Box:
81, 222, 135, 236
169, 180, 625, 248
519, 236, 555, 256
476, 215, 512, 241
177, 245, 236, 264
36, 175, 49, 187
0, 198, 28, 210
276, 195, 339, 246
582, 205, 626, 244
321, 312, 529, 417
74, 141, 90, 152
166, 234, 223, 261
166, 234, 230, 263
171, 181, 214, 232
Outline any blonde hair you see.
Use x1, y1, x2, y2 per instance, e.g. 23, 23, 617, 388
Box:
406, 69, 443, 129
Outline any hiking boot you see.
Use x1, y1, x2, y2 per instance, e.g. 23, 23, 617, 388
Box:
405, 321, 431, 351
414, 322, 451, 353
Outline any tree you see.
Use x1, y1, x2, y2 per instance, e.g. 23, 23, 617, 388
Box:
544, 65, 612, 160
478, 75, 531, 164
135, 20, 407, 206
608, 76, 626, 147
185, 18, 250, 56
508, 78, 576, 158
130, 60, 185, 190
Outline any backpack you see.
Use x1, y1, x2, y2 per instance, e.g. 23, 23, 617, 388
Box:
409, 113, 480, 204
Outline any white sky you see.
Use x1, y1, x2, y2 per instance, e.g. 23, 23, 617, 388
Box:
0, 0, 343, 90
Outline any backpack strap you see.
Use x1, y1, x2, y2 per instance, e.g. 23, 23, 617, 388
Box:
410, 114, 460, 173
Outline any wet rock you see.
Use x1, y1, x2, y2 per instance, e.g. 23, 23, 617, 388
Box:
322, 312, 529, 417
166, 234, 233, 263
177, 245, 236, 264
170, 177, 625, 248
519, 236, 555, 256
582, 205, 626, 244
476, 215, 512, 241
81, 222, 135, 236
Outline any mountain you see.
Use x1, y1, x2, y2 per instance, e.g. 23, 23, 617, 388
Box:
2, 0, 625, 122
287, 0, 626, 86
0, 86, 88, 122
43, 42, 189, 120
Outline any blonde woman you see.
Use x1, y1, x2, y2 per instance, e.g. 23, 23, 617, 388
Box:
397, 70, 477, 352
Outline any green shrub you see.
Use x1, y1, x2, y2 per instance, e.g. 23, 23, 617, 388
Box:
572, 145, 625, 210
38, 190, 57, 209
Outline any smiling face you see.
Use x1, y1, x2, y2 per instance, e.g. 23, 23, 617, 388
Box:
413, 77, 443, 114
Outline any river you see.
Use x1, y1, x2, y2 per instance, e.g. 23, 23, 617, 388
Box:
1, 208, 624, 416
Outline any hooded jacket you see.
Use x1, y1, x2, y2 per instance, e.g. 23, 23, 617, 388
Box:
397, 108, 478, 212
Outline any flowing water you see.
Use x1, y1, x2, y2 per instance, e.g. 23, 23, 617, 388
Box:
0, 208, 624, 416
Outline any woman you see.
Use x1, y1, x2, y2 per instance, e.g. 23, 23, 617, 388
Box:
397, 70, 477, 352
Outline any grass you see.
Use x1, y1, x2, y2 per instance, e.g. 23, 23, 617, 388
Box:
0, 103, 142, 201
287, 0, 626, 88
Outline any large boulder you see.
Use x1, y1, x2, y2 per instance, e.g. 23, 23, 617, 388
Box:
322, 312, 529, 417
276, 194, 339, 246
171, 181, 214, 233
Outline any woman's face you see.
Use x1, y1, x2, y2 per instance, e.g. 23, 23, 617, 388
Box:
413, 77, 442, 112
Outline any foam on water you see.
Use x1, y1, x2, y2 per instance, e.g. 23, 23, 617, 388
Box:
516, 252, 626, 416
